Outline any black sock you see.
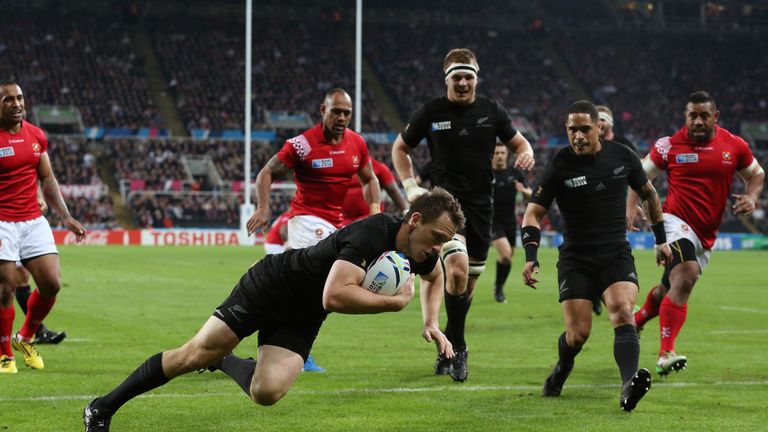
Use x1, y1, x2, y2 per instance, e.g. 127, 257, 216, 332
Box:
15, 285, 31, 315
443, 291, 470, 351
613, 324, 640, 383
219, 354, 256, 396
96, 352, 170, 414
558, 332, 582, 372
495, 262, 511, 289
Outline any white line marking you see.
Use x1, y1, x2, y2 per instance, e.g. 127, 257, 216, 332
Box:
711, 329, 768, 335
720, 306, 767, 314
2, 380, 767, 402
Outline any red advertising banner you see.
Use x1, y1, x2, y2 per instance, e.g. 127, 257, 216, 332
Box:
52, 229, 264, 246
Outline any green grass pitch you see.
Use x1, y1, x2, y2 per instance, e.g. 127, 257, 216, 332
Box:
2, 246, 767, 431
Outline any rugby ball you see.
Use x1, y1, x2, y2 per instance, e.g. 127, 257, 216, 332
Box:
362, 251, 411, 296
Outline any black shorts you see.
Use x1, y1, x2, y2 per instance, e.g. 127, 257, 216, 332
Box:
457, 200, 492, 262
660, 238, 697, 289
556, 241, 638, 302
213, 272, 325, 362
491, 220, 517, 243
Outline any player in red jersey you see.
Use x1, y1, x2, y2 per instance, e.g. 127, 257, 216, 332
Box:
628, 91, 765, 376
247, 88, 380, 372
0, 81, 85, 373
263, 211, 289, 255
342, 159, 408, 226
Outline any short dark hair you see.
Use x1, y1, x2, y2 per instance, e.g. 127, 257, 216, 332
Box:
406, 187, 465, 231
324, 88, 349, 102
0, 80, 19, 88
687, 91, 716, 110
567, 100, 599, 123
443, 48, 479, 72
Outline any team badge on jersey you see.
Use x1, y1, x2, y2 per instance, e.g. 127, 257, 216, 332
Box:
311, 158, 333, 169
722, 151, 732, 161
431, 121, 451, 131
676, 153, 698, 164
353, 155, 359, 165
0, 147, 14, 158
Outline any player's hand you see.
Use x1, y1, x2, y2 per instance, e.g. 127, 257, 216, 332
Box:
732, 193, 757, 216
246, 207, 270, 235
514, 151, 535, 171
422, 325, 454, 359
64, 217, 86, 242
654, 242, 672, 266
393, 275, 415, 309
403, 178, 428, 202
626, 204, 646, 231
521, 260, 540, 289
37, 197, 48, 213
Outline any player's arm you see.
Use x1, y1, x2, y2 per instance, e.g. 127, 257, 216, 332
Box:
503, 132, 535, 171
733, 159, 765, 215
632, 180, 672, 266
418, 259, 453, 358
627, 154, 664, 231
37, 153, 85, 241
514, 180, 533, 200
248, 155, 292, 235
322, 260, 414, 314
520, 202, 547, 289
392, 134, 427, 201
357, 161, 381, 215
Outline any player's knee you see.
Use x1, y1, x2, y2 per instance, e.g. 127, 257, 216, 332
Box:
497, 256, 511, 265
35, 278, 61, 296
607, 302, 634, 326
568, 329, 590, 347
251, 385, 287, 406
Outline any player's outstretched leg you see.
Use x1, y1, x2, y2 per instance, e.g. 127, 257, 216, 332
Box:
620, 368, 651, 412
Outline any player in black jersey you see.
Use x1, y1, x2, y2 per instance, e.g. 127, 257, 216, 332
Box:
520, 101, 671, 412
392, 48, 535, 382
490, 143, 531, 303
596, 105, 639, 155
83, 188, 465, 431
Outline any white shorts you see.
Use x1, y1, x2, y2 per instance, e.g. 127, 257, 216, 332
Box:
263, 243, 285, 255
0, 216, 58, 262
287, 215, 336, 249
663, 213, 711, 274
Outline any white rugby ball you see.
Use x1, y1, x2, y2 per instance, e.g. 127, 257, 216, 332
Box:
362, 251, 411, 296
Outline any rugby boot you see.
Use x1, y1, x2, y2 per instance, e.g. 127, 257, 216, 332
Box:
35, 324, 67, 345
83, 398, 112, 431
435, 352, 452, 375
11, 332, 44, 369
493, 285, 506, 303
620, 368, 651, 412
656, 351, 687, 376
0, 355, 17, 374
543, 361, 571, 397
302, 354, 325, 373
449, 348, 468, 382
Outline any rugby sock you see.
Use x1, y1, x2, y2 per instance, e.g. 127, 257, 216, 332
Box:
15, 285, 31, 314
494, 262, 511, 289
613, 324, 640, 383
0, 306, 14, 357
95, 352, 169, 414
659, 296, 687, 355
558, 332, 581, 372
444, 292, 470, 351
219, 354, 256, 396
18, 290, 56, 341
633, 287, 660, 328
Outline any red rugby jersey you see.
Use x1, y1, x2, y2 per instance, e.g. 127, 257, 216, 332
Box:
649, 125, 755, 249
0, 121, 47, 221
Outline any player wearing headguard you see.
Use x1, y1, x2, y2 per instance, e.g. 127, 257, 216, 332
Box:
628, 91, 765, 376
391, 47, 535, 382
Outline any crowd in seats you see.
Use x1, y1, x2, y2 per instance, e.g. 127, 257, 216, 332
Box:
0, 11, 159, 129
129, 193, 240, 229
149, 12, 390, 133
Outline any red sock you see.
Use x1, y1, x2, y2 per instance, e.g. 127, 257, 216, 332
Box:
658, 296, 687, 356
0, 306, 14, 357
18, 290, 56, 341
634, 287, 661, 328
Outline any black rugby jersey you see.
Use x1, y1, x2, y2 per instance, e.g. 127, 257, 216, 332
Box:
401, 95, 517, 206
493, 166, 527, 224
246, 213, 438, 320
530, 140, 647, 247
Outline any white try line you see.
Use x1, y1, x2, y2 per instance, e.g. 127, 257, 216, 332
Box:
720, 306, 768, 314
3, 380, 767, 403
711, 329, 768, 335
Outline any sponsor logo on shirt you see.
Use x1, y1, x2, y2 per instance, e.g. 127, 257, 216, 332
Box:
613, 166, 625, 175
329, 150, 346, 155
458, 128, 469, 136
0, 147, 15, 158
612, 165, 627, 179
675, 153, 699, 164
431, 121, 451, 131
8, 139, 24, 144
595, 182, 607, 191
476, 117, 491, 128
311, 158, 334, 169
564, 176, 587, 188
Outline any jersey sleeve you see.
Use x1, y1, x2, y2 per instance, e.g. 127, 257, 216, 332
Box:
733, 135, 756, 170
494, 100, 517, 143
373, 160, 396, 186
626, 146, 649, 190
275, 134, 306, 168
648, 136, 671, 171
529, 159, 558, 210
401, 103, 429, 148
38, 127, 49, 154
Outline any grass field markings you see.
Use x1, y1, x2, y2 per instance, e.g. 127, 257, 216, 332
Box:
711, 329, 768, 335
719, 306, 767, 314
4, 380, 767, 403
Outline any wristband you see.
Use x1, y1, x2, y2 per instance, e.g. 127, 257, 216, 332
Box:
521, 225, 541, 263
651, 221, 667, 245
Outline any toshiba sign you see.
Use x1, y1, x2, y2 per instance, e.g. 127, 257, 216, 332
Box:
52, 229, 264, 246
